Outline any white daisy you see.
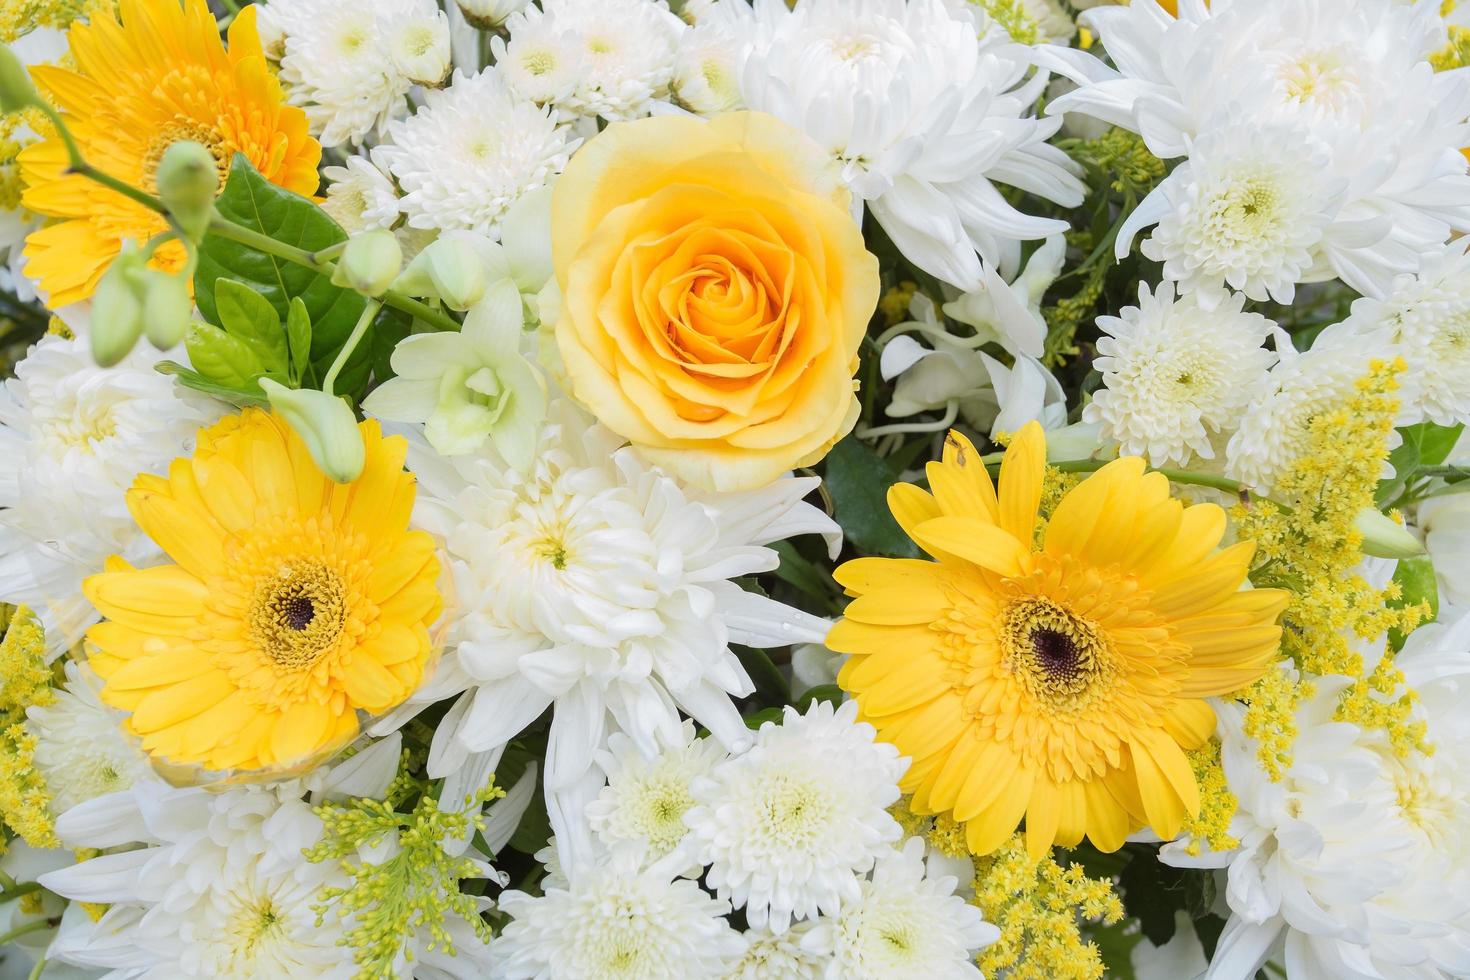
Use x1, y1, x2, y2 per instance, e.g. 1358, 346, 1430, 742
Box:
40, 783, 355, 978
499, 0, 686, 122
394, 400, 840, 869
1118, 120, 1338, 308
321, 157, 401, 235
0, 336, 218, 655
727, 923, 824, 980
586, 720, 727, 862
1224, 331, 1391, 497
25, 661, 154, 815
710, 0, 1083, 288
1083, 282, 1277, 467
801, 838, 999, 979
267, 0, 451, 147
684, 699, 908, 934
1045, 0, 1470, 297
495, 849, 746, 979
1163, 611, 1470, 980
1320, 239, 1470, 427
373, 68, 578, 238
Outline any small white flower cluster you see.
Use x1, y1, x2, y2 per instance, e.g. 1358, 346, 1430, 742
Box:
493, 700, 1000, 979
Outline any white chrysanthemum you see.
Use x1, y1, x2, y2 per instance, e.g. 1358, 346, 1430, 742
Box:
1018, 0, 1076, 44
267, 0, 451, 147
373, 69, 577, 237
1119, 121, 1337, 308
1224, 332, 1392, 497
398, 400, 840, 867
25, 661, 153, 815
801, 838, 999, 979
684, 700, 908, 934
40, 783, 355, 977
1046, 0, 1470, 297
321, 157, 401, 234
672, 22, 744, 114
1084, 283, 1277, 467
495, 850, 745, 979
708, 0, 1082, 288
1162, 611, 1470, 980
0, 336, 217, 654
727, 923, 824, 980
1321, 240, 1470, 427
498, 0, 686, 121
586, 720, 727, 861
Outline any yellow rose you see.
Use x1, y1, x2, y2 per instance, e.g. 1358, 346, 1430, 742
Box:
553, 111, 880, 492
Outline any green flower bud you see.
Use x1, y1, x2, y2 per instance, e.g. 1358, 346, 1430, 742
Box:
91, 251, 148, 367
394, 235, 487, 311
259, 378, 366, 484
1355, 507, 1426, 560
140, 269, 193, 350
332, 230, 403, 298
155, 141, 219, 243
0, 43, 42, 114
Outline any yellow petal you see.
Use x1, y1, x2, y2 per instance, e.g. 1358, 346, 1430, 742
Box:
912, 516, 1027, 577
997, 420, 1045, 543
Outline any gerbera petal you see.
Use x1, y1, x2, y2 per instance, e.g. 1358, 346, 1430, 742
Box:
996, 420, 1046, 542
912, 516, 1027, 577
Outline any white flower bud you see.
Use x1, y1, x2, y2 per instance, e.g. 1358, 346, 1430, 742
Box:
259, 379, 366, 484
1355, 507, 1426, 560
139, 269, 193, 351
90, 252, 148, 367
333, 230, 403, 298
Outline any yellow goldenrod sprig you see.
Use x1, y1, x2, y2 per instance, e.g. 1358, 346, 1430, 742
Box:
0, 605, 58, 850
306, 764, 504, 980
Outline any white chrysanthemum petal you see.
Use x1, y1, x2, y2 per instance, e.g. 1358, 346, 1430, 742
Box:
495, 850, 745, 979
728, 922, 824, 980
586, 720, 726, 861
1083, 282, 1277, 467
711, 0, 1082, 287
321, 157, 401, 234
0, 336, 218, 654
800, 838, 998, 979
372, 69, 578, 237
684, 700, 908, 934
25, 662, 153, 814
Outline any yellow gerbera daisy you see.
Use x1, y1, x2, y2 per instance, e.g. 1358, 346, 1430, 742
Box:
18, 0, 321, 306
828, 422, 1287, 859
82, 410, 441, 773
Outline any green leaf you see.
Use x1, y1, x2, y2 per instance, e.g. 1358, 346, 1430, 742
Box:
1410, 422, 1465, 468
794, 684, 843, 709
196, 154, 372, 392
213, 278, 288, 381
770, 540, 839, 612
1087, 918, 1141, 980
823, 436, 921, 559
1116, 845, 1214, 947
185, 321, 265, 391
1389, 555, 1439, 648
286, 297, 312, 386
155, 361, 268, 407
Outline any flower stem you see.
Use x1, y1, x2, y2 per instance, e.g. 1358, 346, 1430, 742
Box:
0, 917, 50, 947
26, 956, 47, 980
0, 881, 41, 905
205, 214, 462, 334
323, 300, 383, 397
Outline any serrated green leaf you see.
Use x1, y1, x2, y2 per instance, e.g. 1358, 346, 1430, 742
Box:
823, 436, 921, 559
185, 321, 265, 391
286, 297, 312, 386
213, 278, 288, 380
196, 154, 373, 393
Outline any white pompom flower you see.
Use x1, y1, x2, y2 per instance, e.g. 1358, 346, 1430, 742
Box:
1118, 121, 1338, 309
801, 838, 1000, 979
495, 849, 745, 979
373, 68, 578, 238
585, 720, 727, 862
684, 699, 908, 934
25, 661, 154, 815
0, 336, 218, 654
728, 923, 825, 980
1084, 282, 1277, 467
321, 157, 401, 235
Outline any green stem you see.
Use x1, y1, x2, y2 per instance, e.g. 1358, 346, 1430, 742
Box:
0, 918, 49, 947
0, 881, 41, 905
206, 214, 462, 333
323, 300, 382, 396
978, 453, 1255, 498
44, 102, 166, 215
26, 956, 46, 980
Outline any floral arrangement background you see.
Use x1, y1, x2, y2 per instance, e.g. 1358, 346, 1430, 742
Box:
0, 0, 1466, 978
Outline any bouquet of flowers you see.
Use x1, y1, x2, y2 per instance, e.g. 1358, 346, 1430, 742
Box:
0, 0, 1467, 977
